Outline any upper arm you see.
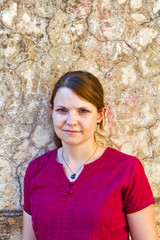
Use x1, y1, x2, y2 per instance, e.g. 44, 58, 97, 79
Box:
127, 205, 158, 240
22, 210, 36, 240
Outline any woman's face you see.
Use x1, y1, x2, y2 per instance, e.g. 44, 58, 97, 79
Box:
51, 87, 102, 146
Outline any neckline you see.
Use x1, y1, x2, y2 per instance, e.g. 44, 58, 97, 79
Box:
54, 147, 111, 183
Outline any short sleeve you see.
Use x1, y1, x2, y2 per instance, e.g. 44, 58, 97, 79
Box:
23, 161, 34, 215
123, 158, 155, 214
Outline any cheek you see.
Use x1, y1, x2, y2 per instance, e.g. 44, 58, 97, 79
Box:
52, 114, 64, 127
82, 117, 97, 131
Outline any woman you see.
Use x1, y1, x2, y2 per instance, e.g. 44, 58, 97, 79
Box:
22, 71, 158, 240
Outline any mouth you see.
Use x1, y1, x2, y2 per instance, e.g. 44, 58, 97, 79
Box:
63, 130, 80, 134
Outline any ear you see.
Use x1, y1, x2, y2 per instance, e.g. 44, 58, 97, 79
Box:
97, 107, 106, 122
50, 105, 53, 116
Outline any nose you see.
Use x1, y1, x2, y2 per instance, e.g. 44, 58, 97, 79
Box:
66, 111, 78, 126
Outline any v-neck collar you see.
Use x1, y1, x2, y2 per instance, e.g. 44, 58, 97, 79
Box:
53, 147, 110, 184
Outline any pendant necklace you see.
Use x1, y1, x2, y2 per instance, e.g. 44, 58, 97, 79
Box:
62, 144, 98, 179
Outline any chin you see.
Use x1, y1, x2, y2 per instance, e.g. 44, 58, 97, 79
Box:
62, 140, 82, 146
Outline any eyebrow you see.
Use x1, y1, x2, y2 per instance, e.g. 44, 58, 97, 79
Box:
54, 105, 91, 109
54, 105, 66, 108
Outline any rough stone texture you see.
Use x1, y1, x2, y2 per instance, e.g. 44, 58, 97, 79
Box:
0, 214, 22, 240
0, 0, 160, 239
154, 204, 160, 239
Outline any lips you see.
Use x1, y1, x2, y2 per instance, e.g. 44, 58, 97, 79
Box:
63, 130, 80, 134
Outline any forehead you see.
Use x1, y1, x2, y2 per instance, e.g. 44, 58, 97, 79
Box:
54, 87, 94, 108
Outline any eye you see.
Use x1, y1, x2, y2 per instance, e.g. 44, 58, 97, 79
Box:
79, 108, 89, 113
56, 108, 67, 113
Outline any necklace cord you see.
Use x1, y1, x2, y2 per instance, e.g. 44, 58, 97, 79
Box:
62, 144, 98, 178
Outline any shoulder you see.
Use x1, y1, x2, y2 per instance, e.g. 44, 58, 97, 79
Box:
108, 148, 151, 190
25, 148, 58, 177
106, 147, 143, 174
107, 147, 140, 164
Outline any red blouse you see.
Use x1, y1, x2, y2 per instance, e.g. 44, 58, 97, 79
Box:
23, 147, 155, 240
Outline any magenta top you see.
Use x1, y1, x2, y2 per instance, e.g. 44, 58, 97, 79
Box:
23, 147, 155, 240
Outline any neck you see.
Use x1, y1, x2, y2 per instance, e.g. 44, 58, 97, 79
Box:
62, 139, 98, 166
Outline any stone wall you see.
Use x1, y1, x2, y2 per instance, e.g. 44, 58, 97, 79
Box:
0, 0, 160, 239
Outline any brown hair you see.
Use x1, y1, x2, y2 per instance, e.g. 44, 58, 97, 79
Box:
50, 71, 105, 147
